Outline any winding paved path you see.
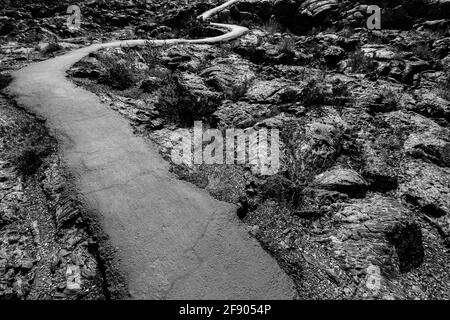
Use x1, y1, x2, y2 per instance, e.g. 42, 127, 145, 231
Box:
4, 0, 296, 299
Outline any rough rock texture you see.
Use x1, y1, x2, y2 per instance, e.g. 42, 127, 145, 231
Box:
61, 0, 450, 297
313, 168, 368, 196
0, 96, 104, 300
399, 160, 450, 219
3, 0, 449, 300
200, 54, 256, 97
214, 101, 275, 128
321, 195, 424, 297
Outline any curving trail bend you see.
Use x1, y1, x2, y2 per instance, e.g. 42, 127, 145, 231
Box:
4, 0, 297, 299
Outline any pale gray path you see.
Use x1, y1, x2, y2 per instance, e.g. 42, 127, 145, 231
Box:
4, 0, 297, 299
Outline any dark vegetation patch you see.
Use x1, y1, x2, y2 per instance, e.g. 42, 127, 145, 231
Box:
300, 77, 352, 108
411, 42, 434, 60
438, 67, 450, 101
0, 73, 12, 90
11, 142, 53, 176
366, 89, 400, 114
348, 49, 378, 73
155, 74, 221, 126
2, 108, 54, 177
97, 53, 140, 90
40, 39, 62, 55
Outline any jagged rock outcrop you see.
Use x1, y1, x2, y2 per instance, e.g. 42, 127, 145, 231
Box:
403, 130, 450, 167
161, 44, 218, 71
313, 167, 368, 196
410, 90, 450, 122
200, 55, 256, 97
320, 195, 424, 297
399, 159, 450, 218
214, 101, 275, 128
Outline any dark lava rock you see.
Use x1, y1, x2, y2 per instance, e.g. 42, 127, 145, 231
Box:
410, 89, 450, 122
274, 0, 339, 34
399, 159, 450, 217
323, 45, 345, 67
313, 167, 368, 196
213, 101, 275, 128
321, 195, 424, 296
161, 44, 217, 71
403, 130, 450, 167
362, 144, 399, 192
200, 55, 256, 98
140, 76, 163, 93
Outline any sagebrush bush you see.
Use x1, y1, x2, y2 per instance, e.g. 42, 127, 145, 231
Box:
412, 43, 434, 60
348, 50, 378, 73
299, 77, 352, 109
11, 143, 53, 176
155, 74, 220, 125
228, 77, 252, 101
141, 41, 164, 67
41, 40, 62, 55
278, 37, 296, 54
258, 120, 335, 207
264, 18, 282, 36
98, 53, 138, 90
339, 27, 355, 38
0, 73, 12, 90
301, 79, 327, 107
330, 81, 352, 106
183, 17, 211, 38
438, 67, 450, 100
381, 89, 399, 110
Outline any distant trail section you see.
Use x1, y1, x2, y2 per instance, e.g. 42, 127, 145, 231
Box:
4, 0, 297, 299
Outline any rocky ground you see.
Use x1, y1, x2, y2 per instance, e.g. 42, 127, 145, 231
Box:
1, 0, 450, 299
0, 96, 105, 299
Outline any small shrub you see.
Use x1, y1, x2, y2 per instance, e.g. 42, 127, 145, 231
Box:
11, 144, 53, 176
259, 120, 335, 207
438, 67, 450, 100
263, 17, 282, 36
41, 39, 62, 55
300, 79, 327, 108
231, 35, 265, 63
183, 17, 210, 38
98, 53, 138, 90
259, 174, 301, 205
155, 74, 220, 125
367, 89, 399, 114
348, 50, 378, 73
298, 76, 352, 109
217, 43, 233, 58
141, 41, 164, 68
0, 73, 12, 90
329, 81, 352, 107
340, 27, 355, 38
228, 77, 252, 101
412, 43, 433, 60
278, 37, 296, 54
366, 32, 384, 44
381, 89, 399, 110
306, 27, 320, 36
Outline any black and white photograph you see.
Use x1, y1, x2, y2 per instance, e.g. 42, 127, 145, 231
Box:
0, 0, 449, 306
